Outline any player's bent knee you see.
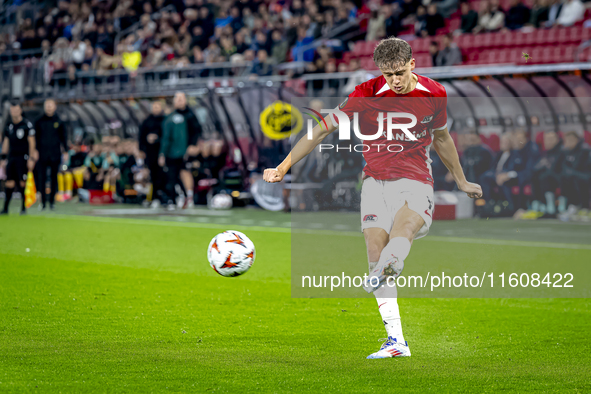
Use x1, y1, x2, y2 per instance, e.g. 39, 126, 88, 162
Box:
6, 180, 15, 188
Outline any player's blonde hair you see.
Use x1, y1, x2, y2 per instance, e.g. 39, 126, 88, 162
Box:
373, 37, 413, 71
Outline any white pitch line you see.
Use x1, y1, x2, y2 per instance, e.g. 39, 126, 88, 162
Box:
40, 214, 591, 250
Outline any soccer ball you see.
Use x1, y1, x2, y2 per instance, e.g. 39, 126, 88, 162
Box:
208, 231, 256, 277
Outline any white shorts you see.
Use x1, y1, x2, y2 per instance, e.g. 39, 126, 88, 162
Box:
360, 177, 434, 239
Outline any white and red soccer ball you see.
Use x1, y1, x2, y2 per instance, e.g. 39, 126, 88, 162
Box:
207, 231, 256, 277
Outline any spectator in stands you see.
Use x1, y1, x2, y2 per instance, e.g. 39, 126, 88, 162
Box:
270, 30, 289, 64
425, 4, 446, 36
528, 0, 550, 28
367, 8, 387, 41
434, 0, 460, 19
558, 131, 590, 211
436, 34, 463, 67
291, 27, 315, 62
530, 130, 562, 216
429, 41, 439, 67
385, 3, 403, 37
474, 0, 505, 33
462, 131, 494, 185
460, 1, 479, 33
545, 0, 563, 27
251, 49, 273, 76
415, 6, 428, 36
505, 0, 531, 30
400, 0, 421, 19
556, 0, 585, 26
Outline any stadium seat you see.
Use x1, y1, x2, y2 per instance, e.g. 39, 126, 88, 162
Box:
487, 133, 500, 151
412, 38, 430, 54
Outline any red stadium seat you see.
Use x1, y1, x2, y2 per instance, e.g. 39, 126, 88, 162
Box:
535, 131, 545, 149
487, 133, 500, 152
585, 130, 591, 146
412, 38, 430, 54
448, 18, 461, 31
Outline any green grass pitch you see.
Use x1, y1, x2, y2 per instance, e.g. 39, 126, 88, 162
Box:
0, 212, 590, 392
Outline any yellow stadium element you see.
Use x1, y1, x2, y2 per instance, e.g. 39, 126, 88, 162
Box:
259, 101, 303, 140
57, 172, 64, 192
64, 172, 74, 199
73, 168, 84, 188
122, 51, 142, 72
24, 172, 37, 208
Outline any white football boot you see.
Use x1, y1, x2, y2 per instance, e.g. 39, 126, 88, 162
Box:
362, 256, 404, 293
367, 337, 411, 359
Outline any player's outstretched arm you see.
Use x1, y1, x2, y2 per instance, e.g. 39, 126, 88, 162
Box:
433, 128, 482, 198
263, 115, 337, 183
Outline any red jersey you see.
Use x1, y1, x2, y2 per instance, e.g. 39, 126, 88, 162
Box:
330, 73, 447, 186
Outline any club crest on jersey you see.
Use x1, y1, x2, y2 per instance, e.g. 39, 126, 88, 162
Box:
363, 214, 378, 222
421, 115, 433, 123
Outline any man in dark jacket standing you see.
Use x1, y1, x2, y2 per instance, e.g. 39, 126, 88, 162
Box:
159, 92, 202, 210
34, 99, 67, 210
139, 101, 165, 208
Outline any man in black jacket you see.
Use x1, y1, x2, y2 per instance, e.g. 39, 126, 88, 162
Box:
530, 130, 562, 215
34, 99, 67, 210
139, 101, 165, 207
558, 131, 590, 211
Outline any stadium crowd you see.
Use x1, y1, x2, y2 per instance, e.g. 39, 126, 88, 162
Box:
2, 0, 590, 83
432, 129, 591, 219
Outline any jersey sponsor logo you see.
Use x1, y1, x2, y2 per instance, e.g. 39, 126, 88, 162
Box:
363, 214, 378, 222
421, 115, 433, 123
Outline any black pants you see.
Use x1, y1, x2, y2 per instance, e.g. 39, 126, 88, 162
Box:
163, 158, 183, 204
37, 159, 60, 206
561, 174, 590, 209
147, 157, 165, 202
531, 170, 560, 201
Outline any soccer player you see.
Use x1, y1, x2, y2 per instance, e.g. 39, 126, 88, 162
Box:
263, 38, 482, 359
1, 100, 37, 215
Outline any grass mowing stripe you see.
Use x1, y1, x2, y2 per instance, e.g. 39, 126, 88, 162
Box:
34, 214, 591, 251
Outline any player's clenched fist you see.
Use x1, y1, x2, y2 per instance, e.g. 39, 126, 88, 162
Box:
459, 181, 483, 199
263, 168, 283, 183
